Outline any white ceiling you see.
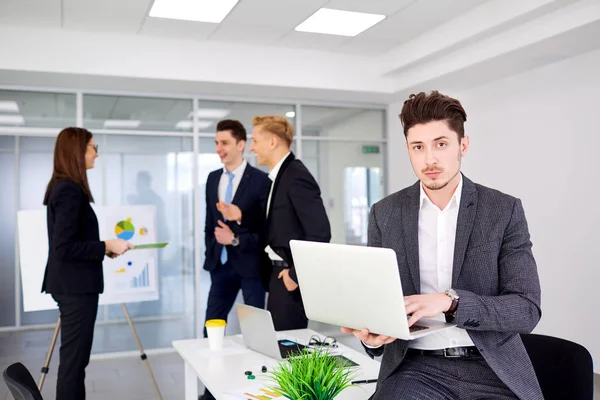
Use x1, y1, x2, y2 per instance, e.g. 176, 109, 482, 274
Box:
0, 0, 491, 56
0, 0, 599, 103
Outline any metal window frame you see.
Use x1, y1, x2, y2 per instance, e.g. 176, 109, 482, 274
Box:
0, 85, 389, 352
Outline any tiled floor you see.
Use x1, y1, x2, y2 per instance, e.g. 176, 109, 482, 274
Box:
1, 324, 599, 399
0, 321, 357, 400
0, 349, 187, 400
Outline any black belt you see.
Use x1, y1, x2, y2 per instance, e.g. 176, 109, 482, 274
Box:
406, 346, 481, 358
271, 260, 288, 268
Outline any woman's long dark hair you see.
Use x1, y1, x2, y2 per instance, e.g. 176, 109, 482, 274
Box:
43, 127, 95, 205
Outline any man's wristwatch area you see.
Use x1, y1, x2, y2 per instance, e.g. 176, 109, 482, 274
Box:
444, 288, 459, 317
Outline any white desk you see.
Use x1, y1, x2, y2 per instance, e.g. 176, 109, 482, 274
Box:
172, 328, 380, 400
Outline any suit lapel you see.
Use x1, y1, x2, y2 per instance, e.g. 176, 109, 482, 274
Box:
212, 169, 223, 203
452, 176, 478, 287
267, 152, 295, 226
232, 164, 251, 204
212, 169, 223, 221
402, 181, 421, 294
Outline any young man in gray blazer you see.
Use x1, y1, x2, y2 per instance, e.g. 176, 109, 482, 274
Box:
343, 91, 542, 399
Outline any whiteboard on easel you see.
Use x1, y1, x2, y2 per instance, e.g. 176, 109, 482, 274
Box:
17, 205, 160, 312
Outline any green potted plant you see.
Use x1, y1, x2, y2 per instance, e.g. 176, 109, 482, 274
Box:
268, 347, 358, 400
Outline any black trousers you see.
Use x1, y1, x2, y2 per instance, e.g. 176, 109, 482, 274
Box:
203, 262, 266, 337
202, 262, 265, 400
267, 267, 308, 331
52, 294, 99, 400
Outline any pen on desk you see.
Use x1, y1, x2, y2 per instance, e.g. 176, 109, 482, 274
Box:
351, 379, 377, 384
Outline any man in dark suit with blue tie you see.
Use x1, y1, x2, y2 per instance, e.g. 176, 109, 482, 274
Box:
200, 119, 271, 400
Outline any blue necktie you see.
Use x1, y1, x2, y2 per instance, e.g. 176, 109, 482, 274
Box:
220, 172, 235, 264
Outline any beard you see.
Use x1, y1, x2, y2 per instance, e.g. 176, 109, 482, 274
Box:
424, 178, 448, 190
422, 150, 462, 191
423, 168, 460, 191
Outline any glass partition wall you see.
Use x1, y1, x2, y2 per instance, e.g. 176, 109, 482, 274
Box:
0, 88, 386, 354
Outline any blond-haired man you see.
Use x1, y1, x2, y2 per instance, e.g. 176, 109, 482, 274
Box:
218, 115, 331, 330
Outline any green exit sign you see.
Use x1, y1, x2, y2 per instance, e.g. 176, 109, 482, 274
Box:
362, 145, 380, 154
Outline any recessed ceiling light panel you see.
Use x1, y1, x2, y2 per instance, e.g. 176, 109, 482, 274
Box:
149, 0, 239, 23
295, 8, 385, 37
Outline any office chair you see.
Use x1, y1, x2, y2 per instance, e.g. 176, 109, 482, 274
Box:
521, 333, 594, 400
2, 362, 44, 400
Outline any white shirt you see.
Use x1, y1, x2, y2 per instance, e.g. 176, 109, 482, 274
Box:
409, 175, 474, 350
265, 152, 291, 261
218, 160, 247, 203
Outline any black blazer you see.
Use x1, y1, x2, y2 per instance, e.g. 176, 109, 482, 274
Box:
42, 180, 106, 295
243, 153, 331, 284
204, 163, 271, 278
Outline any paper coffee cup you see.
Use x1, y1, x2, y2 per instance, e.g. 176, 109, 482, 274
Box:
205, 319, 226, 350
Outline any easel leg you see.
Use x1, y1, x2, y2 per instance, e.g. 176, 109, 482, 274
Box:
121, 303, 163, 400
38, 315, 61, 391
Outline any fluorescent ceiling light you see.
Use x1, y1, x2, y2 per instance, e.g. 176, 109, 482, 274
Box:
149, 0, 239, 23
295, 8, 385, 37
187, 109, 230, 119
0, 101, 19, 113
176, 120, 213, 130
103, 120, 141, 129
285, 111, 296, 118
0, 115, 25, 125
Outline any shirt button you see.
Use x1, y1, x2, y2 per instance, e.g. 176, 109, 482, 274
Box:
452, 340, 457, 345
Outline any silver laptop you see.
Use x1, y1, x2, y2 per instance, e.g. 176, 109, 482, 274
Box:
235, 303, 307, 359
289, 240, 456, 340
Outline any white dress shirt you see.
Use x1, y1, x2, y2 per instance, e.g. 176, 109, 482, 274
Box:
409, 175, 474, 350
264, 152, 291, 261
218, 160, 247, 202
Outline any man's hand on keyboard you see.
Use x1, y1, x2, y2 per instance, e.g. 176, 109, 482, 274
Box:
404, 293, 452, 327
341, 327, 396, 348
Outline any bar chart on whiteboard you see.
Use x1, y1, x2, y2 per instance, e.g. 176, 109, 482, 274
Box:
108, 257, 155, 292
132, 263, 150, 288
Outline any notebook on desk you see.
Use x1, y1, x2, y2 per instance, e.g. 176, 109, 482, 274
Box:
289, 240, 456, 340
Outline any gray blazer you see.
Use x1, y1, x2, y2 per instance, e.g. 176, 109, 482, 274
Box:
366, 175, 543, 400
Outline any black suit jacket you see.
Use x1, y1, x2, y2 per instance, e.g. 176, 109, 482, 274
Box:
243, 153, 331, 285
42, 180, 106, 295
203, 163, 271, 278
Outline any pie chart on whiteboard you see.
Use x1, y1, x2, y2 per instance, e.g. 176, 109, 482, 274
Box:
115, 218, 135, 240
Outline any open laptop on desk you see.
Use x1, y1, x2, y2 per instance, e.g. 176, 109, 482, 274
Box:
235, 303, 307, 359
289, 240, 456, 340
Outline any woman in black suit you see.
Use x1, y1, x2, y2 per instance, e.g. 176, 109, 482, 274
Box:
42, 127, 133, 400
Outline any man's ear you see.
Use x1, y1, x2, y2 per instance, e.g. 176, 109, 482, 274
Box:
460, 135, 470, 156
237, 140, 246, 152
270, 134, 279, 149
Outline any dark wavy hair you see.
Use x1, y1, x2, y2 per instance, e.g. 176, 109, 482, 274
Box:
399, 90, 467, 139
43, 127, 94, 205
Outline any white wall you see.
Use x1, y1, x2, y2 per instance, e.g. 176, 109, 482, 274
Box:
386, 103, 416, 193
389, 48, 600, 373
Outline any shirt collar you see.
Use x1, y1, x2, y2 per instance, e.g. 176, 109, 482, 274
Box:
419, 173, 463, 211
223, 159, 247, 177
268, 152, 291, 181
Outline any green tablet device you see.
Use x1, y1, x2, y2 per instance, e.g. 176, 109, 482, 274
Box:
132, 242, 168, 250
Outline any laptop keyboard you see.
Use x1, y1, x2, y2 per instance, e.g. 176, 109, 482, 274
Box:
409, 324, 429, 333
